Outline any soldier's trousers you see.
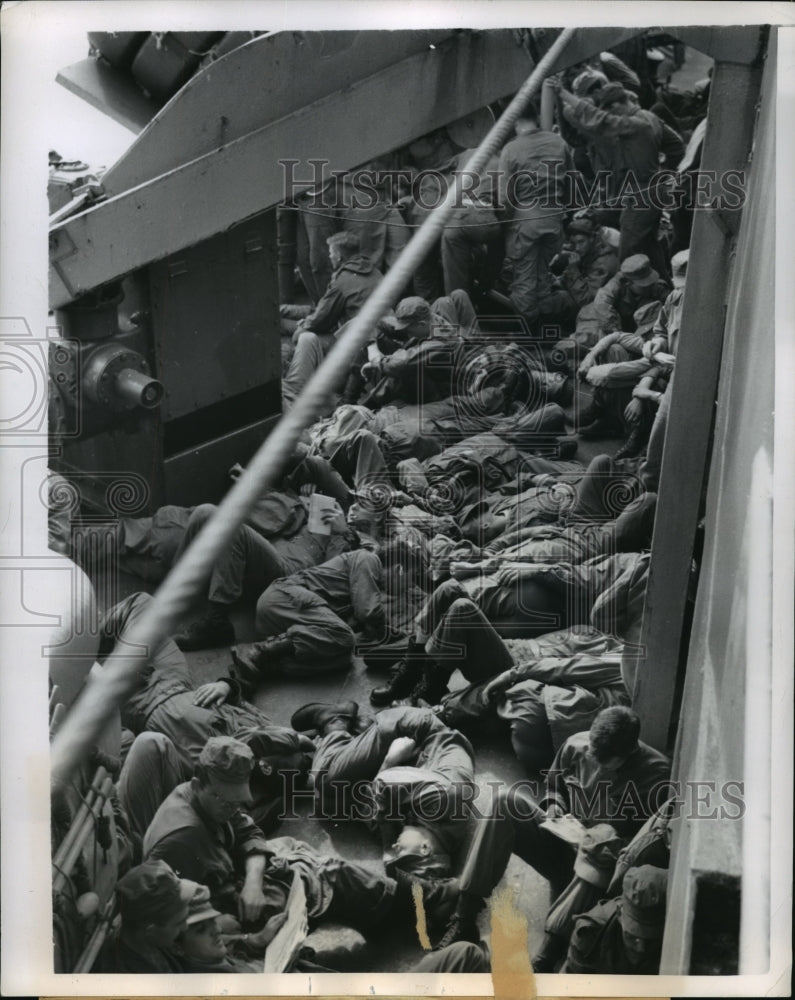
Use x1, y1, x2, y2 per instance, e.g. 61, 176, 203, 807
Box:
117, 732, 183, 841
255, 550, 383, 672
505, 216, 564, 324
175, 503, 285, 606
458, 787, 576, 904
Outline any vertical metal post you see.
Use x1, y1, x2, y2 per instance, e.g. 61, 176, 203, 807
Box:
632, 59, 764, 750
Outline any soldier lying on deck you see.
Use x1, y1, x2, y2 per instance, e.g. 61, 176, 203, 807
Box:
98, 592, 313, 833
289, 702, 475, 875
370, 549, 651, 709
140, 735, 494, 965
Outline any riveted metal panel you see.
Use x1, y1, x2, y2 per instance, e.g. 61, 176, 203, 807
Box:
148, 210, 280, 422
163, 414, 281, 507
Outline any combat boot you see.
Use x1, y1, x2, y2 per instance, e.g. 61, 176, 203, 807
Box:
409, 663, 451, 707
370, 638, 432, 707
230, 634, 294, 695
432, 912, 481, 950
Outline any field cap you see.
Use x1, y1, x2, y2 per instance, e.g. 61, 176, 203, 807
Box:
393, 296, 432, 330
199, 736, 254, 796
183, 881, 223, 926
621, 254, 659, 288
117, 860, 192, 926
621, 864, 668, 939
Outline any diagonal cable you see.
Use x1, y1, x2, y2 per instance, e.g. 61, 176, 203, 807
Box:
50, 26, 577, 788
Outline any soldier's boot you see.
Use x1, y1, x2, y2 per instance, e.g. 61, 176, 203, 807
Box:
370, 637, 433, 707
230, 634, 294, 696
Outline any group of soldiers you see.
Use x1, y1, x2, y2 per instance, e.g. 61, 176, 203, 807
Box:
52, 37, 709, 978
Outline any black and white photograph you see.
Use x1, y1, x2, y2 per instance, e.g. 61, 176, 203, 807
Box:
0, 2, 792, 996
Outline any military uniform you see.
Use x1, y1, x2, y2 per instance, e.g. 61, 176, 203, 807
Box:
437, 618, 626, 772
282, 328, 334, 408
293, 181, 340, 303
340, 173, 409, 273
174, 498, 353, 608
142, 737, 452, 941
100, 593, 307, 832
310, 706, 475, 855
498, 128, 573, 324
544, 731, 671, 837
558, 234, 619, 310
99, 859, 191, 973
562, 898, 654, 973
535, 822, 625, 969
562, 88, 683, 276
254, 550, 385, 673
281, 252, 384, 406
440, 150, 503, 297
592, 255, 670, 334
419, 546, 650, 652
539, 223, 619, 329
369, 296, 467, 406
562, 864, 668, 974
452, 732, 669, 908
